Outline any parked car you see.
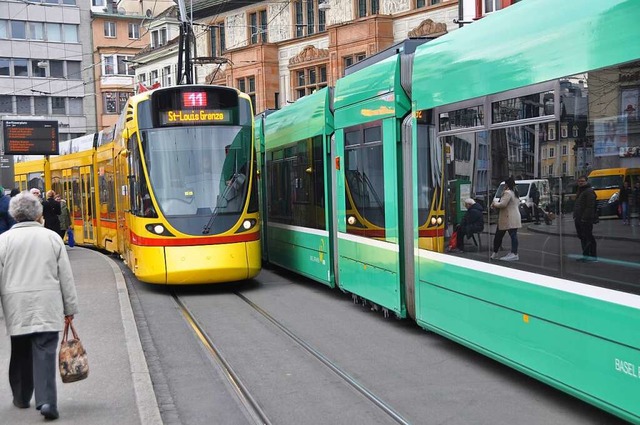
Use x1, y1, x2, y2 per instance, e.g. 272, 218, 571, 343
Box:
493, 179, 551, 222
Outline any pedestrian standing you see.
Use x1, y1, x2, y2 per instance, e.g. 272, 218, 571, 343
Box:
55, 195, 71, 240
573, 176, 598, 261
490, 177, 522, 261
619, 180, 631, 225
42, 190, 62, 237
0, 186, 16, 235
0, 191, 78, 420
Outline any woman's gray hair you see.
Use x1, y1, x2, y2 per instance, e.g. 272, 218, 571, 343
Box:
9, 191, 43, 222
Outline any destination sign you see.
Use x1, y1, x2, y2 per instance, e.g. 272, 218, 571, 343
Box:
159, 109, 231, 126
2, 120, 59, 155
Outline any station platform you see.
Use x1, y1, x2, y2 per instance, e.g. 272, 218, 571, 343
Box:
0, 247, 161, 425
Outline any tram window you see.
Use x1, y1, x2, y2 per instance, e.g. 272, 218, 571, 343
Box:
344, 122, 385, 238
266, 136, 326, 230
435, 59, 640, 295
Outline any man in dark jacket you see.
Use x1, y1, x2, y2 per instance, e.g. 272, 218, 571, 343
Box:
573, 176, 597, 261
454, 198, 484, 252
0, 186, 16, 235
42, 190, 62, 236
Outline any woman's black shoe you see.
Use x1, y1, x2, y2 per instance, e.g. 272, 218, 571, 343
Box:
12, 398, 29, 408
40, 404, 59, 420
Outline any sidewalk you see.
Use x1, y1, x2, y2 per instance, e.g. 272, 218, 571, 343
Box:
525, 215, 640, 242
0, 247, 161, 424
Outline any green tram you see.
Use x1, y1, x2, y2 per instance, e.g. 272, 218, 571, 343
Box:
258, 0, 640, 422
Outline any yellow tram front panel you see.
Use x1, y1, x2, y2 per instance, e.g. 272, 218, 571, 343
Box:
128, 238, 260, 285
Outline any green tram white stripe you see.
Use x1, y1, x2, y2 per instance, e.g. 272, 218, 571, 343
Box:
417, 249, 640, 309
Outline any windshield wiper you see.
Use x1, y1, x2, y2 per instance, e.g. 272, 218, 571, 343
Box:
202, 173, 240, 234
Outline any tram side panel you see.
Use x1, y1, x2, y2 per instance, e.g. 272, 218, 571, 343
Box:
262, 88, 335, 287
409, 0, 640, 422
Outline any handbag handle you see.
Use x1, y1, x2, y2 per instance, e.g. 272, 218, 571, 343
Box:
61, 318, 80, 344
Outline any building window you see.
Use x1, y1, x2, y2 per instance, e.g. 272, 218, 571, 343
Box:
210, 23, 225, 56
0, 95, 12, 113
151, 28, 167, 48
572, 125, 578, 137
92, 0, 105, 5
237, 76, 256, 114
63, 24, 78, 42
150, 69, 158, 85
31, 60, 46, 77
562, 144, 567, 155
162, 65, 171, 87
52, 97, 66, 115
69, 98, 83, 115
560, 123, 568, 138
103, 54, 135, 76
138, 73, 146, 84
548, 125, 556, 140
128, 23, 140, 39
29, 22, 45, 40
0, 20, 7, 39
294, 1, 326, 38
104, 21, 116, 38
416, 0, 440, 7
483, 0, 502, 14
11, 21, 26, 39
67, 61, 81, 79
0, 58, 8, 76
34, 97, 48, 114
357, 0, 379, 18
549, 147, 555, 158
548, 164, 553, 176
50, 60, 64, 78
104, 92, 118, 114
293, 65, 327, 100
562, 161, 567, 174
249, 10, 268, 44
46, 23, 62, 42
13, 59, 28, 77
103, 93, 132, 114
343, 53, 366, 71
16, 96, 30, 114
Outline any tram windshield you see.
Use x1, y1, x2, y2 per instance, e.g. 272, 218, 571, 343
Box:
141, 125, 251, 225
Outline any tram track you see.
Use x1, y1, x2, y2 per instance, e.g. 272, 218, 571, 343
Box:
172, 290, 411, 425
172, 293, 272, 425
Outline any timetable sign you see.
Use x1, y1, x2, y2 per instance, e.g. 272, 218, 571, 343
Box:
2, 120, 59, 155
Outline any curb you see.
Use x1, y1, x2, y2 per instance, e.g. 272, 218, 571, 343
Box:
104, 255, 163, 425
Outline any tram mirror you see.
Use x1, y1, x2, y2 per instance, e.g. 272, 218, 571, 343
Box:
120, 149, 130, 158
305, 167, 313, 174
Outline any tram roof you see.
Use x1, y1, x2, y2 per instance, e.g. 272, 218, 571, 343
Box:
412, 0, 640, 111
264, 87, 333, 149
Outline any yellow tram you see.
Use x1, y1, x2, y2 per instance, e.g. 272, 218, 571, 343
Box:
14, 85, 261, 284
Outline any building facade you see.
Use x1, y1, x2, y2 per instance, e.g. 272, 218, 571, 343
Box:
0, 0, 95, 140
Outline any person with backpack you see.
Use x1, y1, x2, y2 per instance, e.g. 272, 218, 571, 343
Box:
573, 176, 597, 262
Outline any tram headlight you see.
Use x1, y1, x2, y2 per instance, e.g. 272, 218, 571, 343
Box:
235, 218, 257, 233
243, 220, 252, 230
144, 223, 174, 237
608, 192, 619, 204
436, 216, 443, 225
347, 216, 356, 225
153, 225, 165, 235
430, 217, 437, 225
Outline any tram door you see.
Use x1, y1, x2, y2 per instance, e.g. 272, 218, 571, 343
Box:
80, 166, 95, 243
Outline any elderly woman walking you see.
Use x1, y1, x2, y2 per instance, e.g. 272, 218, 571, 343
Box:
0, 191, 78, 420
490, 176, 522, 261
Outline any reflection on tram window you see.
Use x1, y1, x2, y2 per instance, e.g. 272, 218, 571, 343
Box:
433, 60, 640, 295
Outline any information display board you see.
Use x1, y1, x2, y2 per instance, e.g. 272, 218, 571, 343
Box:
2, 120, 59, 155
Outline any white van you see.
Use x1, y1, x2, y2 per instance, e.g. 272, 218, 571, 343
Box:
493, 179, 551, 222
